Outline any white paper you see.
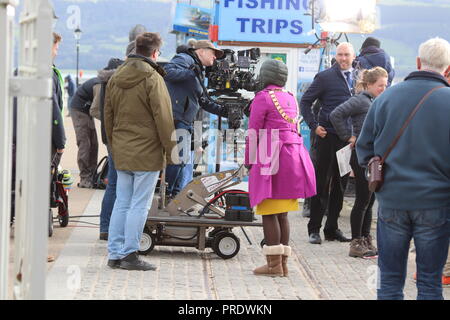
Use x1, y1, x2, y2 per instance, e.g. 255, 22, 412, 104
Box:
336, 144, 352, 177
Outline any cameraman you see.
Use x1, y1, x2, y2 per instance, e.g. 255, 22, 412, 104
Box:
164, 40, 228, 197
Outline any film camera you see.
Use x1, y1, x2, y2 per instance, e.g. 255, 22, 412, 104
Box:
204, 48, 261, 129
206, 48, 261, 94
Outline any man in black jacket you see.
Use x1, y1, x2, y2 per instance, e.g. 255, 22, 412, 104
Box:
69, 76, 101, 188
300, 42, 356, 245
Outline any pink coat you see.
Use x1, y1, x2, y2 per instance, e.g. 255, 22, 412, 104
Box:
245, 85, 316, 208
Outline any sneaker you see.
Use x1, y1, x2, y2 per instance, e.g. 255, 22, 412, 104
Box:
78, 180, 93, 188
119, 252, 157, 271
308, 233, 322, 244
349, 238, 376, 258
363, 235, 378, 255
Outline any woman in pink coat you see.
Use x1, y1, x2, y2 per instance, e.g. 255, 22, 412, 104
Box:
245, 59, 316, 277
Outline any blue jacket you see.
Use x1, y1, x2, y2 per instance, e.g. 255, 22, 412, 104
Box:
164, 51, 225, 126
300, 63, 354, 135
356, 46, 395, 86
356, 71, 450, 210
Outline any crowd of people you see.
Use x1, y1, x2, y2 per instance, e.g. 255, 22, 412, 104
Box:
11, 26, 448, 300
297, 37, 449, 299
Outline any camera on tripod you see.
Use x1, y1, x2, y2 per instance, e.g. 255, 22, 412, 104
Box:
204, 48, 261, 129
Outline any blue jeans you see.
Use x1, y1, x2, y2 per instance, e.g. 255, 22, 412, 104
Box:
377, 206, 450, 300
108, 170, 159, 260
99, 152, 117, 233
166, 122, 192, 196
174, 150, 194, 192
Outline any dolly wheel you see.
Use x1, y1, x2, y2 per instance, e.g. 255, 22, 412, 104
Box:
139, 229, 156, 255
212, 232, 240, 259
48, 209, 54, 237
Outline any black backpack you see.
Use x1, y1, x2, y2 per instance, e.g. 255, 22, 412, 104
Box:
92, 156, 109, 189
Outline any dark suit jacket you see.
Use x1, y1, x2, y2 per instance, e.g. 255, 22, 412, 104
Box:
300, 63, 353, 135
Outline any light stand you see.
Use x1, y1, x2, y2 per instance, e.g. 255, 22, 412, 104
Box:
74, 27, 82, 87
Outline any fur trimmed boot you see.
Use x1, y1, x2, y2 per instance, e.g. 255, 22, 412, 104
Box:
282, 245, 291, 277
253, 244, 284, 277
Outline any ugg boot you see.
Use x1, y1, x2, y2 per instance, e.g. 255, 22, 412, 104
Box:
282, 245, 291, 277
253, 244, 284, 277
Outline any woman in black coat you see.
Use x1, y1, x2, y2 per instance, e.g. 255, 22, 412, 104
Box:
330, 67, 388, 258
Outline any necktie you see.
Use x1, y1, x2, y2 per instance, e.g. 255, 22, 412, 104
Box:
344, 71, 352, 88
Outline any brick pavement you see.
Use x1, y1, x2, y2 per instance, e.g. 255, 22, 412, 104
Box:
45, 190, 449, 300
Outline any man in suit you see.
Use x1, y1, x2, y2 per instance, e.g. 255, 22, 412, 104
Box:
300, 42, 356, 244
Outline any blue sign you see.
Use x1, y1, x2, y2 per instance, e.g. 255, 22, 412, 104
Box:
173, 3, 212, 38
218, 0, 316, 43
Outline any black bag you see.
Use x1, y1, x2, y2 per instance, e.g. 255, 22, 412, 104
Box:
92, 156, 109, 190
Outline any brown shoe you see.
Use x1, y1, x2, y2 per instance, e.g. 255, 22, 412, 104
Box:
47, 255, 55, 263
253, 244, 284, 277
349, 238, 375, 258
282, 245, 291, 277
363, 235, 378, 255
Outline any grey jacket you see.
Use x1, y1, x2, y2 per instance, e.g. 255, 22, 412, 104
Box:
330, 91, 374, 142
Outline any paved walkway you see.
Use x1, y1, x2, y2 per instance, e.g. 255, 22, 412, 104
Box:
42, 117, 449, 300
45, 190, 449, 300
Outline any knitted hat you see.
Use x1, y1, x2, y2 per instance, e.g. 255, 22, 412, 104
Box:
259, 59, 288, 88
361, 37, 381, 50
106, 58, 124, 70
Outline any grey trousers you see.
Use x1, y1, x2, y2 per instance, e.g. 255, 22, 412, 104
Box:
70, 108, 98, 182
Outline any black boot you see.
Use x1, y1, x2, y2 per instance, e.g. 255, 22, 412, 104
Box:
119, 252, 157, 271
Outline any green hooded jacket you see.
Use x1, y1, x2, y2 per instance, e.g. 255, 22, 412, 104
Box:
104, 56, 178, 171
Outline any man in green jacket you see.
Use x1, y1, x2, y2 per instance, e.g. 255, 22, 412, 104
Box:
104, 32, 178, 271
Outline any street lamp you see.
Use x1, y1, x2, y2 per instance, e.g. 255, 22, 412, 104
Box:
74, 26, 82, 87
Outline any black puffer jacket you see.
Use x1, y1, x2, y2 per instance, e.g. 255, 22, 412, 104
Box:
69, 77, 101, 113
329, 91, 374, 142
